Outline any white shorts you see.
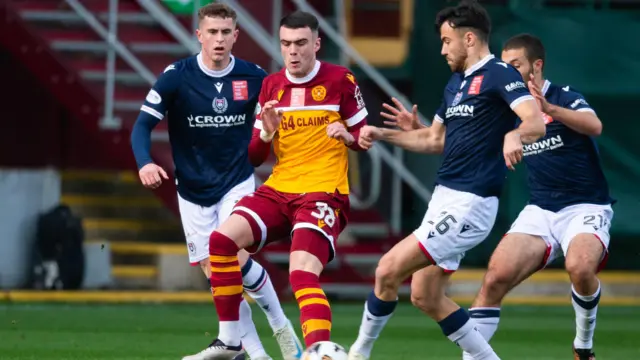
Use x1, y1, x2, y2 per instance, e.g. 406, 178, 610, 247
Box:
507, 203, 613, 268
177, 175, 255, 265
413, 185, 499, 272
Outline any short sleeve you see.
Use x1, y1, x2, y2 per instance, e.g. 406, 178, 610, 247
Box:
340, 72, 368, 129
560, 86, 596, 114
140, 63, 180, 120
253, 77, 270, 130
434, 99, 446, 124
493, 62, 534, 110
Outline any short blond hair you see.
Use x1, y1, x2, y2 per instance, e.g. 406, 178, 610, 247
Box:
198, 3, 237, 23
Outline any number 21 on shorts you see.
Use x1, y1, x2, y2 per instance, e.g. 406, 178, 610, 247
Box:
311, 202, 336, 228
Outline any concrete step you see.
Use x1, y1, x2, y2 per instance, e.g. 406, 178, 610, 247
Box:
62, 194, 175, 221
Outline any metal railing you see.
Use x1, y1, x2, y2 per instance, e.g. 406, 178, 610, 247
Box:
64, 0, 156, 130
62, 0, 432, 235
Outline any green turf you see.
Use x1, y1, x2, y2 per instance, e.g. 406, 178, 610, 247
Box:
1, 302, 639, 359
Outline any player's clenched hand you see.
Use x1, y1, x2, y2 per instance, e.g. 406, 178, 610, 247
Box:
358, 125, 382, 150
503, 131, 524, 171
381, 97, 420, 131
326, 122, 355, 145
261, 100, 283, 134
138, 163, 169, 189
528, 74, 551, 113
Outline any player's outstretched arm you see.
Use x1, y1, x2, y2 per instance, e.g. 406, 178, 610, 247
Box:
131, 64, 178, 188
361, 119, 445, 154
528, 77, 602, 136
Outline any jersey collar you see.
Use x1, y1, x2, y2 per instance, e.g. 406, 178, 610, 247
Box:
285, 60, 321, 84
197, 53, 235, 78
541, 79, 551, 96
464, 54, 495, 78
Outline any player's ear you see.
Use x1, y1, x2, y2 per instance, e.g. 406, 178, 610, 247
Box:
195, 29, 203, 44
233, 28, 239, 43
314, 35, 321, 53
533, 59, 544, 75
464, 31, 475, 48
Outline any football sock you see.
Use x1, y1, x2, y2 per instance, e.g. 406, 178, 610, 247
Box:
351, 290, 398, 358
290, 270, 332, 346
242, 257, 288, 331
439, 307, 500, 360
462, 307, 501, 360
238, 298, 269, 359
572, 282, 601, 350
209, 231, 243, 346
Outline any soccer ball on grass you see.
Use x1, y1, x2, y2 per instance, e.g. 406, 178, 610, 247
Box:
301, 341, 348, 360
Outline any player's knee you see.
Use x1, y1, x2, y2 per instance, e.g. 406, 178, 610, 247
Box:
410, 290, 439, 315
375, 254, 403, 287
565, 235, 602, 283
209, 230, 241, 256
214, 214, 255, 251
565, 258, 597, 286
481, 266, 515, 297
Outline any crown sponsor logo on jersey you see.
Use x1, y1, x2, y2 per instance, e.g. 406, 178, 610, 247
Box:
232, 80, 248, 101
312, 85, 327, 101
468, 75, 484, 95
291, 88, 306, 107
523, 134, 564, 156
451, 92, 463, 106
212, 97, 228, 114
277, 89, 285, 101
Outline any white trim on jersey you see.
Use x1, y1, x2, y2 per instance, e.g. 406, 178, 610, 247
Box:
253, 119, 263, 129
577, 108, 596, 114
275, 105, 341, 112
464, 54, 495, 77
141, 105, 164, 120
345, 108, 368, 127
434, 114, 445, 123
509, 95, 535, 110
541, 79, 551, 96
196, 52, 235, 78
285, 60, 321, 84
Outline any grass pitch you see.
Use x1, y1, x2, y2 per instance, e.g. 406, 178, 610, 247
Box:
2, 302, 639, 359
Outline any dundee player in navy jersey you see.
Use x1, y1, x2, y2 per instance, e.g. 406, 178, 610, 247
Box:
463, 34, 613, 360
348, 2, 546, 359
130, 4, 302, 360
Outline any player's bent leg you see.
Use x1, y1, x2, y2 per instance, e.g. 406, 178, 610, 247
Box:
469, 233, 549, 345
349, 234, 430, 360
411, 266, 500, 360
289, 228, 332, 348
565, 233, 605, 359
203, 214, 256, 359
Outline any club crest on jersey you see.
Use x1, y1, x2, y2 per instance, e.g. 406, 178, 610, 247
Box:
468, 75, 484, 95
212, 97, 228, 114
451, 92, 463, 106
312, 85, 327, 101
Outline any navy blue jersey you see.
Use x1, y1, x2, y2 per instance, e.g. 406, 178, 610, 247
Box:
520, 80, 612, 212
141, 54, 266, 206
434, 55, 533, 198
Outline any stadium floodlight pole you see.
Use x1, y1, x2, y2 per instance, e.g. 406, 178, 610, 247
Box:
291, 0, 431, 127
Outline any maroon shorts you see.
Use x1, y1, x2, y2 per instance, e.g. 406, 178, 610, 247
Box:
232, 185, 350, 261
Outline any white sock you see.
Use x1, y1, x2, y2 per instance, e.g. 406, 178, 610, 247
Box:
239, 299, 269, 359
463, 307, 501, 359
572, 283, 601, 350
242, 258, 288, 331
440, 308, 500, 360
218, 321, 241, 347
351, 292, 397, 358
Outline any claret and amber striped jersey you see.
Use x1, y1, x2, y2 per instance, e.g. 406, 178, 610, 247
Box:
254, 60, 368, 194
